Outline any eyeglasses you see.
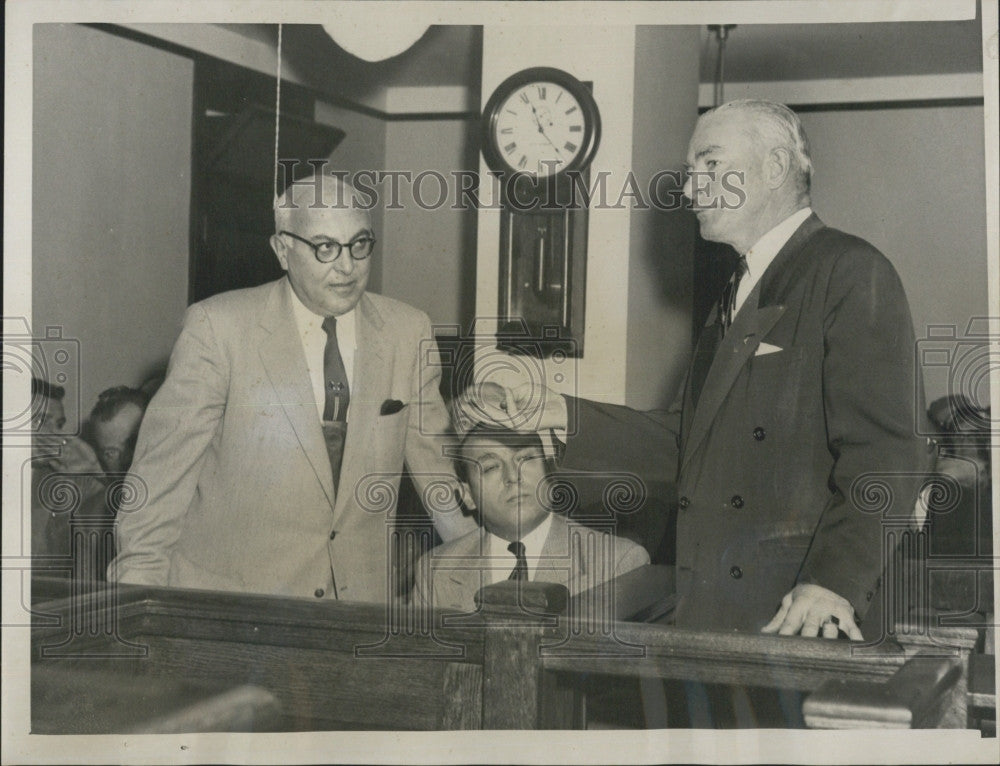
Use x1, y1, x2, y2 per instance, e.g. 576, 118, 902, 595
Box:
280, 230, 376, 263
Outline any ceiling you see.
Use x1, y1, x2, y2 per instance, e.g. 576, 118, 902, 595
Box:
220, 13, 982, 106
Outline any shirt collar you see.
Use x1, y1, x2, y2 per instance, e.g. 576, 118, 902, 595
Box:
489, 512, 554, 560
743, 206, 813, 284
286, 278, 356, 337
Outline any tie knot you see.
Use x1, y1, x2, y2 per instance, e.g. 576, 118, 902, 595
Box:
322, 316, 337, 337
735, 255, 749, 280
507, 540, 526, 558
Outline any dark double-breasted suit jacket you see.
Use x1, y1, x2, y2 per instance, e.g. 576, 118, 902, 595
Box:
562, 214, 935, 635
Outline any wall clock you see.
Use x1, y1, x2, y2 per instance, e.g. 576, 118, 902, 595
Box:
480, 67, 601, 357
481, 66, 601, 180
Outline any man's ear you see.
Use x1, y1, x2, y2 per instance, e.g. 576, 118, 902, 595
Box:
455, 482, 476, 514
765, 147, 793, 190
269, 233, 289, 271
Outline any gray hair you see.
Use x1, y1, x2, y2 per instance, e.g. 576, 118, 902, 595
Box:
273, 173, 370, 232
707, 99, 813, 196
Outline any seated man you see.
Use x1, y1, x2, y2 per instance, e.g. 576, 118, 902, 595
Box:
90, 386, 150, 478
413, 424, 649, 612
30, 377, 103, 561
67, 386, 153, 581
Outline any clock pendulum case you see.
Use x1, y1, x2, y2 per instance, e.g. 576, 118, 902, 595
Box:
480, 67, 601, 357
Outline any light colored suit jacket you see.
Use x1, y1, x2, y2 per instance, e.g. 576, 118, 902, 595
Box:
412, 514, 650, 612
109, 278, 475, 601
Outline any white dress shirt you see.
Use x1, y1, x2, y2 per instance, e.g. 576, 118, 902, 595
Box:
734, 206, 813, 316
287, 280, 357, 422
483, 512, 554, 585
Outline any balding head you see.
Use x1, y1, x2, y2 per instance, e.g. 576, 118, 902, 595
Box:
274, 173, 373, 234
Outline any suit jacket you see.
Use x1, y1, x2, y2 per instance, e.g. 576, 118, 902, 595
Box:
109, 278, 475, 601
562, 214, 935, 634
412, 514, 650, 612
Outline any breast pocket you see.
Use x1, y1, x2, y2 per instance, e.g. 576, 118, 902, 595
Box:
745, 344, 809, 420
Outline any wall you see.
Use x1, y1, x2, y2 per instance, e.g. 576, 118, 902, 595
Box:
797, 105, 988, 403
626, 27, 701, 410
380, 119, 480, 328
32, 24, 192, 428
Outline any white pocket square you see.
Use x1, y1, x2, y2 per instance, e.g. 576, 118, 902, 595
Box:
755, 342, 783, 356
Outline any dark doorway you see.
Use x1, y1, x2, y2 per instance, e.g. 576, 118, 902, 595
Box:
190, 57, 345, 303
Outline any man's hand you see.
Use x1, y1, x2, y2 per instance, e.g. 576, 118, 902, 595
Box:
37, 435, 102, 475
453, 380, 566, 434
761, 583, 863, 640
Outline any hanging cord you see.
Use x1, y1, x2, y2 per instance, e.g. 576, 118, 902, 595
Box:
273, 23, 283, 200
709, 25, 736, 107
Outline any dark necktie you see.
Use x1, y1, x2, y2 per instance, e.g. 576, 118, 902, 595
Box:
719, 255, 749, 337
691, 255, 750, 409
321, 317, 350, 491
321, 317, 350, 422
507, 540, 529, 581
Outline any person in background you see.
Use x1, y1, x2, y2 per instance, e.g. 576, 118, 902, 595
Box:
30, 377, 103, 562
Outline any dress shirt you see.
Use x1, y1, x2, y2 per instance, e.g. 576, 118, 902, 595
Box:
484, 512, 554, 585
287, 280, 357, 422
733, 206, 813, 316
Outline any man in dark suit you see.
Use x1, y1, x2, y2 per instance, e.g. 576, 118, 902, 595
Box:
110, 174, 476, 601
459, 100, 934, 640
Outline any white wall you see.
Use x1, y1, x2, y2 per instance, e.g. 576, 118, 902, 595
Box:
380, 119, 479, 328
32, 24, 192, 428
798, 105, 988, 403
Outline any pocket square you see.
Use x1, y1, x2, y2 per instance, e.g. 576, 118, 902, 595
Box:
380, 399, 406, 416
754, 342, 783, 356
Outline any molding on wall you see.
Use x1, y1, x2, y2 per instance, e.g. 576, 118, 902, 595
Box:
698, 72, 984, 109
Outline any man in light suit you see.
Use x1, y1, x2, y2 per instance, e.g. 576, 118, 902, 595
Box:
459, 100, 934, 640
109, 174, 476, 601
412, 425, 648, 613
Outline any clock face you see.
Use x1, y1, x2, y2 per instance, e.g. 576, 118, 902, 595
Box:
492, 81, 589, 178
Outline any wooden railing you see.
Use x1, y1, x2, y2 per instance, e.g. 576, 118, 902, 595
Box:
29, 568, 982, 732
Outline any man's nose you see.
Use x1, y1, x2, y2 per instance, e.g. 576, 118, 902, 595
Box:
502, 462, 518, 486
331, 250, 356, 275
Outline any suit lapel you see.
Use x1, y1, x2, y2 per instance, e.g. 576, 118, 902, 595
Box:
257, 279, 336, 509
539, 516, 580, 588
680, 214, 825, 470
332, 293, 388, 523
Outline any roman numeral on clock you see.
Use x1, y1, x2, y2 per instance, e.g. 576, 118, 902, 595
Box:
564, 141, 578, 152
504, 142, 517, 154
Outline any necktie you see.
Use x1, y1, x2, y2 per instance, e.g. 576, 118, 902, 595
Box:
719, 255, 749, 336
321, 317, 350, 491
321, 317, 350, 422
507, 540, 529, 581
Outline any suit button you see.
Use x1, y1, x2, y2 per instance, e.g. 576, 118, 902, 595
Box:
329, 529, 337, 540
729, 566, 743, 579
731, 495, 744, 509
679, 496, 690, 509
314, 588, 325, 598
866, 591, 874, 602
753, 427, 766, 441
